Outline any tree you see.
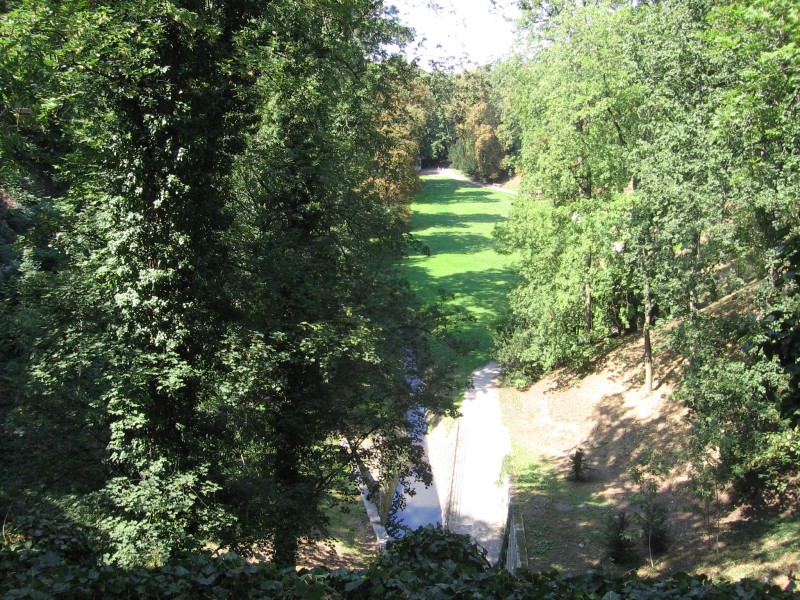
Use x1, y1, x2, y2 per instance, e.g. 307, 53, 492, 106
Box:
495, 0, 746, 392
1, 0, 463, 567
448, 67, 506, 180
494, 0, 644, 381
706, 0, 800, 293
216, 9, 461, 563
419, 69, 457, 166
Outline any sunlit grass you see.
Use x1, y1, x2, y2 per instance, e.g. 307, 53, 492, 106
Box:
402, 175, 517, 379
691, 516, 800, 584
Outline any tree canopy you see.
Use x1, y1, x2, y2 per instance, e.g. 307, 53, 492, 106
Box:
0, 0, 462, 568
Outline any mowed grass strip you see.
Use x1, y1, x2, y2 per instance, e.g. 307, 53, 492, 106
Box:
403, 175, 516, 378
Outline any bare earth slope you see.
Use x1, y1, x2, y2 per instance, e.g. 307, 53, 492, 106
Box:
500, 328, 798, 586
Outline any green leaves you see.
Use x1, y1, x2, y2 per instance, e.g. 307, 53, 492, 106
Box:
1, 0, 461, 569
3, 523, 798, 598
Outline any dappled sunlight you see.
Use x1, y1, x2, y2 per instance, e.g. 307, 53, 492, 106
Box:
403, 176, 516, 376
501, 326, 800, 581
416, 176, 509, 206
415, 231, 497, 255
508, 459, 612, 573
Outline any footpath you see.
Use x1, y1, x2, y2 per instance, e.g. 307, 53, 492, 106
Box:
430, 362, 511, 564
428, 167, 519, 195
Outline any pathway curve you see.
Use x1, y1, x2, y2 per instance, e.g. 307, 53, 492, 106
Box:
427, 167, 519, 195
445, 361, 511, 563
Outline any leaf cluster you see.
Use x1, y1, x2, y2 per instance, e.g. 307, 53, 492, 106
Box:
2, 522, 796, 599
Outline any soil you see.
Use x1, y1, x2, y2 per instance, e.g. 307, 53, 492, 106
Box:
296, 518, 378, 571
500, 322, 798, 587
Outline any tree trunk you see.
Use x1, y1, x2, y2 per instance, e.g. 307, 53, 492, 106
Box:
689, 232, 700, 317
272, 391, 306, 568
273, 441, 301, 568
643, 281, 654, 395
584, 280, 592, 335
584, 253, 592, 337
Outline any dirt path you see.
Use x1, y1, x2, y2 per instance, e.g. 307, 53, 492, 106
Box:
421, 167, 519, 195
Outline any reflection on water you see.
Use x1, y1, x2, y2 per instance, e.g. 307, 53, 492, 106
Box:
386, 408, 443, 537
388, 475, 443, 537
386, 392, 444, 537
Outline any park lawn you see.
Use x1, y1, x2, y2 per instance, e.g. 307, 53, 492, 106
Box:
402, 175, 517, 380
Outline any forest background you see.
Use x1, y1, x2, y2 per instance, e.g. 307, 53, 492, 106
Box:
0, 0, 798, 587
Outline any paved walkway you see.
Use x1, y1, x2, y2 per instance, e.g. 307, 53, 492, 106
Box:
445, 362, 511, 563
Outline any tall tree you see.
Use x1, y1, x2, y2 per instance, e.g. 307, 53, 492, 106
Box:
2, 0, 462, 567
495, 0, 643, 381
448, 67, 506, 180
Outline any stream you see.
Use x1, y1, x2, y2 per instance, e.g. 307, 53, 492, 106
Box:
386, 407, 444, 536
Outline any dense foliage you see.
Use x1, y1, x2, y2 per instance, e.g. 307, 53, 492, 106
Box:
493, 0, 800, 504
2, 523, 796, 599
416, 68, 509, 181
0, 0, 462, 568
2, 0, 798, 584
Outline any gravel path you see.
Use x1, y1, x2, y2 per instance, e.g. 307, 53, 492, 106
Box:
445, 362, 511, 564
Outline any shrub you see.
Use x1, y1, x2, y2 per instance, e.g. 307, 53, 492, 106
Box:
631, 451, 670, 561
568, 448, 591, 482
603, 511, 638, 565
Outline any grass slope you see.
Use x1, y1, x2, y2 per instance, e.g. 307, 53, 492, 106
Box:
402, 175, 516, 378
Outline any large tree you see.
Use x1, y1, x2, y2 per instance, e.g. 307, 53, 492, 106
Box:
1, 0, 461, 567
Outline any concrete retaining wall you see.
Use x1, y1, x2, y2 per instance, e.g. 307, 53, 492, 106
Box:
425, 415, 459, 526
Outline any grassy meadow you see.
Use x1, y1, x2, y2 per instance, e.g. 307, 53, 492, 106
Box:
402, 175, 517, 379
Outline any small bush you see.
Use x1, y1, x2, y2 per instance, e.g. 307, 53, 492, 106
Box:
630, 453, 670, 559
569, 448, 591, 482
639, 500, 669, 556
603, 511, 638, 564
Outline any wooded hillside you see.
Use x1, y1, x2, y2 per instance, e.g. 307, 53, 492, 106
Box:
1, 0, 798, 587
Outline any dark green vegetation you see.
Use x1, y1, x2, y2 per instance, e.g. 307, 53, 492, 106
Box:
4, 523, 797, 598
493, 0, 800, 512
0, 0, 463, 569
403, 175, 516, 376
1, 0, 799, 593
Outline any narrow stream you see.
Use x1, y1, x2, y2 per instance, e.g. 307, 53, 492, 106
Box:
386, 407, 443, 536
387, 448, 443, 535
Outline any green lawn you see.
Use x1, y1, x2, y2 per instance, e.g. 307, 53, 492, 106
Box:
402, 175, 517, 379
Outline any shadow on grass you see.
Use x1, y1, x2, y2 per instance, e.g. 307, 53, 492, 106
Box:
510, 459, 612, 573
415, 231, 498, 255
404, 267, 516, 311
412, 211, 507, 232
403, 267, 518, 374
403, 175, 517, 377
416, 178, 511, 205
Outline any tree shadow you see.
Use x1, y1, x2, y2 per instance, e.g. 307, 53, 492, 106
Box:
547, 331, 686, 394
412, 211, 507, 232
509, 459, 613, 573
402, 266, 518, 370
415, 231, 498, 255
415, 178, 510, 206
578, 387, 800, 578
